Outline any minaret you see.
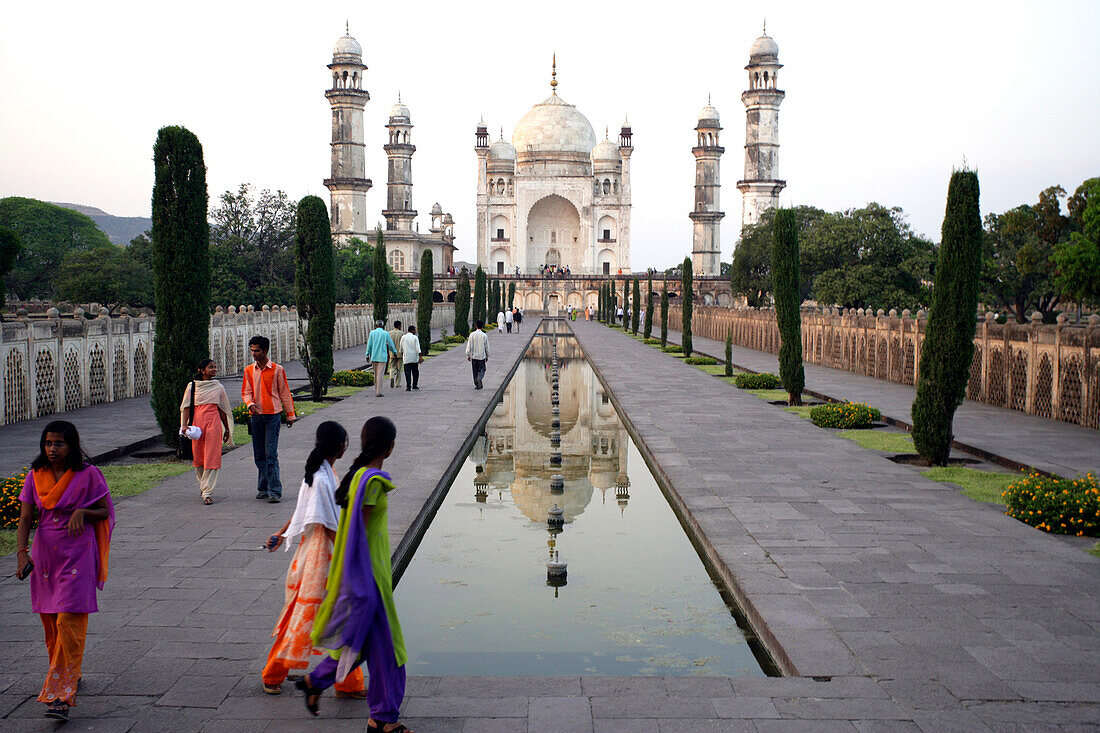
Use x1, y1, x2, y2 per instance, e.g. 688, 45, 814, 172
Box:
618, 116, 633, 273
691, 97, 724, 276
474, 115, 489, 267
383, 95, 416, 232
736, 24, 786, 229
324, 27, 371, 243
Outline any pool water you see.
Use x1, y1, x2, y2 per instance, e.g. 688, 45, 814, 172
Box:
395, 327, 767, 677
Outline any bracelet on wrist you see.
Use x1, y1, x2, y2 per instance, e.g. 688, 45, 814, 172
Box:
17, 547, 30, 554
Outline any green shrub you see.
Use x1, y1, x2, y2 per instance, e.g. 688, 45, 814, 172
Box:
429, 342, 449, 352
331, 369, 374, 387
446, 334, 466, 343
684, 356, 718, 365
810, 402, 882, 429
1003, 473, 1100, 536
608, 323, 621, 329
733, 372, 781, 389
644, 338, 661, 345
1, 469, 28, 529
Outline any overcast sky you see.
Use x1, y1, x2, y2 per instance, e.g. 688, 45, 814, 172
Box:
2, 0, 1098, 269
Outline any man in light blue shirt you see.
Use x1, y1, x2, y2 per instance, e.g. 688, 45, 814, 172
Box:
365, 319, 397, 397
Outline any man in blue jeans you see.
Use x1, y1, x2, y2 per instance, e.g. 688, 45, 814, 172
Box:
241, 335, 297, 503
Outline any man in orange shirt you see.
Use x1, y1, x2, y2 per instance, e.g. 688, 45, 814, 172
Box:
242, 336, 297, 503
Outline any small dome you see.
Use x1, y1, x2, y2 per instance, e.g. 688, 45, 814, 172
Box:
699, 103, 720, 122
431, 202, 443, 215
333, 33, 362, 59
442, 213, 454, 223
591, 138, 619, 162
512, 94, 596, 156
489, 137, 516, 160
389, 100, 410, 121
750, 33, 779, 60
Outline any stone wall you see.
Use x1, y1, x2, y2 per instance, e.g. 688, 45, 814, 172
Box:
0, 303, 454, 426
668, 305, 1100, 429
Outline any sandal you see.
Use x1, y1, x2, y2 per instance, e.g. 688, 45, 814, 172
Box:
203, 497, 213, 505
294, 675, 322, 716
44, 701, 69, 721
367, 721, 410, 733
262, 683, 281, 695
335, 689, 368, 699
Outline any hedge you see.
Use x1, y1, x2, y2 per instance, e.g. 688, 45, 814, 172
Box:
446, 334, 467, 343
1003, 473, 1100, 536
644, 338, 661, 345
684, 356, 718, 365
331, 369, 374, 387
661, 345, 683, 353
810, 402, 882, 429
733, 372, 781, 389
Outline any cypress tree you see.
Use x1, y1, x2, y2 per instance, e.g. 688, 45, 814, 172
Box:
643, 272, 654, 339
912, 170, 983, 466
681, 257, 693, 357
507, 281, 515, 310
772, 209, 805, 405
150, 126, 210, 446
472, 265, 486, 326
660, 282, 669, 347
599, 283, 606, 322
454, 268, 471, 337
610, 279, 617, 323
631, 277, 641, 334
417, 250, 433, 356
372, 228, 389, 325
0, 227, 22, 317
485, 276, 493, 320
491, 279, 501, 318
294, 195, 336, 401
725, 328, 734, 377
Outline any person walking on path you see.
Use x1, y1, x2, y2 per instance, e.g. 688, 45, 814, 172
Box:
180, 358, 233, 505
261, 421, 366, 699
243, 336, 297, 504
466, 320, 490, 390
514, 307, 522, 333
400, 325, 422, 391
496, 309, 506, 333
504, 307, 513, 333
295, 417, 413, 731
387, 321, 404, 389
15, 421, 115, 722
365, 320, 398, 398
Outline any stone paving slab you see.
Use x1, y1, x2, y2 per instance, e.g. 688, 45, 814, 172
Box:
661, 325, 1100, 477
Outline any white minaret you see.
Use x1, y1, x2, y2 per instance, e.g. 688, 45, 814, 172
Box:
324, 27, 371, 243
383, 95, 416, 233
737, 25, 786, 229
691, 98, 724, 276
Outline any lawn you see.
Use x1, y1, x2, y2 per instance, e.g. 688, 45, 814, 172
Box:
746, 388, 788, 401
783, 405, 815, 419
839, 430, 915, 453
99, 461, 194, 497
0, 530, 15, 555
1089, 542, 1100, 558
921, 466, 1020, 505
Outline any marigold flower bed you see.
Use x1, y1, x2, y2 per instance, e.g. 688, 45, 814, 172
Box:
1002, 472, 1100, 536
810, 402, 882, 429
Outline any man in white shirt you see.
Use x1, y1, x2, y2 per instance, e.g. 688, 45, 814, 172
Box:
400, 325, 423, 391
505, 308, 514, 333
465, 319, 490, 389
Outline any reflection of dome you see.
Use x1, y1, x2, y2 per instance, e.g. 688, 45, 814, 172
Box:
510, 475, 594, 524
512, 95, 596, 155
334, 33, 362, 58
750, 33, 779, 61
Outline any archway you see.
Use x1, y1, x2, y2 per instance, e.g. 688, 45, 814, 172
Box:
526, 195, 580, 271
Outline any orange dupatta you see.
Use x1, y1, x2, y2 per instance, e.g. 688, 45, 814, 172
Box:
31, 468, 111, 584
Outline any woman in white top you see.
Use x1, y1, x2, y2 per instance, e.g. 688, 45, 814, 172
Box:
260, 421, 366, 698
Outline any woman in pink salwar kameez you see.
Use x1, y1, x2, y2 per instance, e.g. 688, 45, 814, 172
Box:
15, 420, 115, 723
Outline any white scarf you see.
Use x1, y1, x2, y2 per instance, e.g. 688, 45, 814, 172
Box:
281, 461, 341, 549
179, 379, 234, 445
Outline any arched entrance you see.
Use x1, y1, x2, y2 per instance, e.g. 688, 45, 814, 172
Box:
526, 195, 580, 272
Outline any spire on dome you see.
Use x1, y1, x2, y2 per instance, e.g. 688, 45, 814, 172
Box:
346, 19, 349, 34
551, 52, 558, 94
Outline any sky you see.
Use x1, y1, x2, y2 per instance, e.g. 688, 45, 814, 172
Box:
2, 0, 1098, 270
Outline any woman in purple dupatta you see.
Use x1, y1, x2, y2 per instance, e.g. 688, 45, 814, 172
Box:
15, 421, 115, 722
296, 417, 412, 732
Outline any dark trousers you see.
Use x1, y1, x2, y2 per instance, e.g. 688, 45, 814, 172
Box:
251, 414, 282, 498
403, 362, 419, 389
471, 359, 486, 387
506, 322, 512, 333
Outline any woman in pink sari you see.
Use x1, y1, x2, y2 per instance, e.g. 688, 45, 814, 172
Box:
15, 420, 115, 722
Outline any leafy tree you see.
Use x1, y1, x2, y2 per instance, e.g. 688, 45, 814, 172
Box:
0, 227, 23, 316
473, 265, 486, 326
681, 257, 693, 357
772, 209, 805, 405
55, 245, 153, 312
334, 238, 411, 305
631, 277, 641, 334
730, 206, 824, 307
150, 126, 210, 447
507, 281, 515, 310
724, 328, 734, 377
660, 281, 669, 347
208, 184, 297, 308
372, 228, 389, 324
417, 250, 434, 355
1052, 178, 1100, 319
454, 268, 471, 337
912, 170, 983, 466
294, 196, 336, 401
644, 272, 654, 339
491, 279, 501, 317
0, 197, 113, 300
598, 282, 605, 322
610, 279, 616, 320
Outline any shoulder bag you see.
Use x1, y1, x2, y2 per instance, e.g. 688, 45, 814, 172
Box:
177, 380, 196, 460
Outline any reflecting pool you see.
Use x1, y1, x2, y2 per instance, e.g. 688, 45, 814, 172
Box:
395, 325, 767, 676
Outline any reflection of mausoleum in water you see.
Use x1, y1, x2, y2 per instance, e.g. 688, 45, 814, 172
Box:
470, 337, 630, 523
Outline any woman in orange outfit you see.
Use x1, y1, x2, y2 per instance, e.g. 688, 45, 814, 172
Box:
180, 358, 233, 505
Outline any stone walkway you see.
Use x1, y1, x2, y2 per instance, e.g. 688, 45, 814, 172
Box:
661, 325, 1100, 478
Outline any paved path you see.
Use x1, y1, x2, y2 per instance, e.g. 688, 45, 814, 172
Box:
0, 329, 449, 477
571, 319, 1100, 730
658, 325, 1100, 478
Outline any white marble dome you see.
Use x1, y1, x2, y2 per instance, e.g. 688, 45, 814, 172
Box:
698, 103, 720, 122
389, 100, 410, 121
489, 137, 516, 160
512, 94, 596, 155
750, 33, 779, 60
334, 33, 362, 58
591, 138, 618, 162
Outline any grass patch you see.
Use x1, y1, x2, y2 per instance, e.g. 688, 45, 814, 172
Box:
324, 385, 363, 398
99, 461, 194, 498
783, 405, 815, 419
747, 389, 788, 401
1089, 542, 1100, 558
921, 467, 1018, 505
695, 364, 729, 376
233, 424, 252, 446
0, 530, 15, 555
838, 430, 915, 453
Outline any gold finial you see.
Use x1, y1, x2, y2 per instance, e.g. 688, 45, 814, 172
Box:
551, 52, 558, 93
605, 125, 609, 139
346, 19, 349, 34
707, 93, 711, 105
763, 18, 767, 35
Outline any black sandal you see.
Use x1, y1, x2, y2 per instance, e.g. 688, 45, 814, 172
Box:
295, 675, 322, 716
44, 701, 69, 721
367, 721, 409, 733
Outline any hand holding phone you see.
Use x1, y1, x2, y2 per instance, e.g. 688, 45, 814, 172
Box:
17, 559, 33, 581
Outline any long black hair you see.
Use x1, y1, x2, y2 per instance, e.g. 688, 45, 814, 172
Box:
304, 421, 348, 485
195, 358, 215, 379
335, 416, 397, 507
31, 420, 90, 472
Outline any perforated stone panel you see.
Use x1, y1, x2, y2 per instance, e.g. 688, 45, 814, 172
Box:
35, 349, 56, 416
4, 349, 29, 423
133, 342, 150, 396
89, 344, 107, 406
64, 349, 82, 411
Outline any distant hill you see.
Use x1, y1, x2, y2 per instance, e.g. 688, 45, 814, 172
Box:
52, 202, 151, 245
